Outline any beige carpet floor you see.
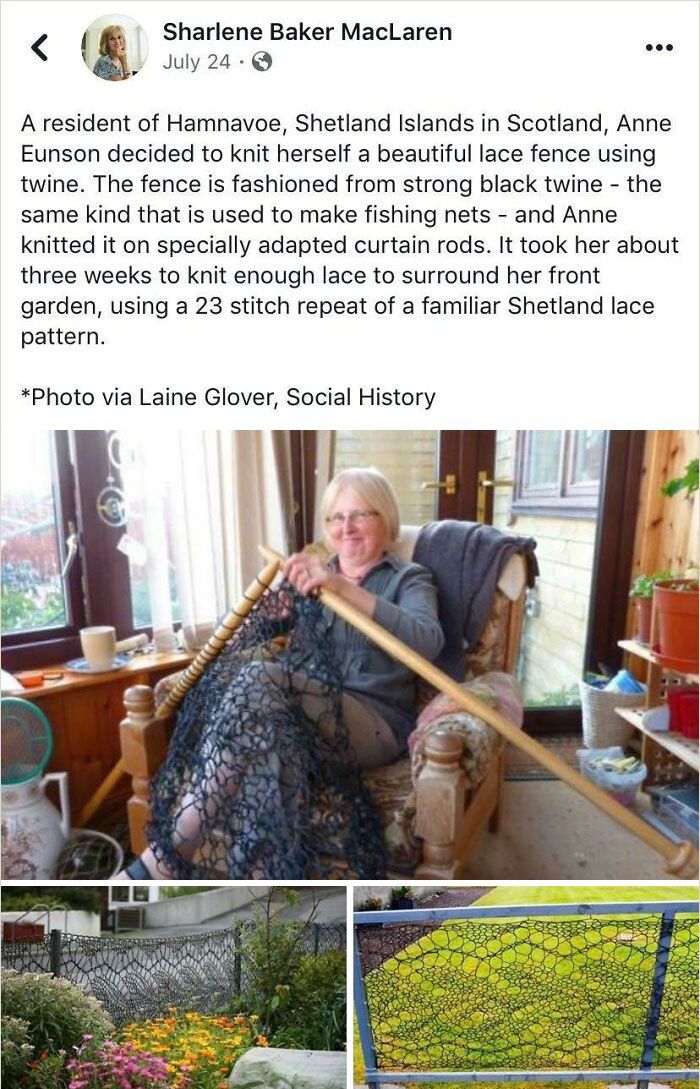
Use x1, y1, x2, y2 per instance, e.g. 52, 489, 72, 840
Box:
463, 779, 698, 879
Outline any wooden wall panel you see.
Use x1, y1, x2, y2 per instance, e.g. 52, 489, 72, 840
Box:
628, 430, 699, 639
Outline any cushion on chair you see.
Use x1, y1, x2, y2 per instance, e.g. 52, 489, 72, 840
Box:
465, 588, 512, 675
364, 672, 522, 872
409, 672, 522, 783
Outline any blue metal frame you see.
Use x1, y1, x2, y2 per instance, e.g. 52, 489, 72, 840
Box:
353, 900, 699, 1087
354, 928, 379, 1089
365, 1070, 697, 1083
355, 900, 698, 924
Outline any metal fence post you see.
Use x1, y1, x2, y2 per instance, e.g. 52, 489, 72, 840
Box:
233, 923, 242, 999
636, 910, 676, 1089
49, 929, 62, 978
353, 925, 380, 1089
314, 923, 320, 956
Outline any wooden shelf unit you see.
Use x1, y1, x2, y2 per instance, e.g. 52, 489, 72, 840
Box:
617, 639, 699, 785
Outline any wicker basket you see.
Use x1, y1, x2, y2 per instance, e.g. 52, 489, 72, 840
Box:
578, 680, 643, 748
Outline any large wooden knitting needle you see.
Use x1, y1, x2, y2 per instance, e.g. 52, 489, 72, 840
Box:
154, 555, 282, 718
260, 545, 695, 874
76, 556, 282, 827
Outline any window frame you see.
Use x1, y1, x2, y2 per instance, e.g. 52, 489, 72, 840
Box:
511, 430, 604, 517
1, 431, 88, 668
2, 431, 145, 672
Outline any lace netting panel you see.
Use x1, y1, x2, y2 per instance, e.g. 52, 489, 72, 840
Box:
148, 586, 386, 878
356, 914, 699, 1072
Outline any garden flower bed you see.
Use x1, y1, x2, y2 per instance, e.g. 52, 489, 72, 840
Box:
2, 891, 345, 1089
1, 970, 266, 1089
119, 1010, 266, 1089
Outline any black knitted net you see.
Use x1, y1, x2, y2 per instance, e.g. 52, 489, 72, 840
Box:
356, 912, 699, 1073
147, 585, 386, 879
1, 921, 345, 1025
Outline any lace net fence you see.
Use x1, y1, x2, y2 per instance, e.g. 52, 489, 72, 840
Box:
1, 920, 345, 1025
354, 902, 698, 1083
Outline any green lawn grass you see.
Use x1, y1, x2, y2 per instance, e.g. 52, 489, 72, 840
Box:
472, 886, 697, 906
354, 888, 698, 1086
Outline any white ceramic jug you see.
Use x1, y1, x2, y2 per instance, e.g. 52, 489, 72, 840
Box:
1, 772, 70, 878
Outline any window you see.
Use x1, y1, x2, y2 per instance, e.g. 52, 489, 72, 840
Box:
2, 431, 140, 671
2, 432, 87, 667
2, 433, 69, 634
512, 431, 605, 515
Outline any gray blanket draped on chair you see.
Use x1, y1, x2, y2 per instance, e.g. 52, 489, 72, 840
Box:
414, 520, 539, 680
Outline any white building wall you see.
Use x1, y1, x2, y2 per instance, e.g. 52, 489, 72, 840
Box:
143, 886, 263, 927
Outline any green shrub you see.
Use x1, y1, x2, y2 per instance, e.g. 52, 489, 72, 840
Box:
0, 970, 114, 1059
237, 890, 309, 1034
231, 890, 346, 1049
1, 1016, 33, 1086
0, 887, 102, 913
272, 949, 346, 1051
16, 1053, 65, 1089
159, 885, 222, 898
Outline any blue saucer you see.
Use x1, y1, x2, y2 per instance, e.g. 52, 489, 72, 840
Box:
65, 654, 130, 674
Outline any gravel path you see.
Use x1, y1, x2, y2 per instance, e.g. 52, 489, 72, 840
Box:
418, 887, 492, 908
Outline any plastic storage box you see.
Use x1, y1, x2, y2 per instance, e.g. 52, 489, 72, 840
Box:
577, 746, 647, 806
649, 785, 699, 846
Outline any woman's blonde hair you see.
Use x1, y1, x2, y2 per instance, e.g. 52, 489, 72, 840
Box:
98, 25, 126, 56
321, 467, 400, 546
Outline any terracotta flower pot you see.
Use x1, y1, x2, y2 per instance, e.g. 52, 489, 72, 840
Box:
653, 579, 699, 672
632, 596, 653, 645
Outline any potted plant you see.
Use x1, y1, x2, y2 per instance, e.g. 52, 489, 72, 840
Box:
357, 896, 384, 912
653, 460, 699, 672
652, 576, 699, 671
629, 571, 673, 644
390, 886, 416, 910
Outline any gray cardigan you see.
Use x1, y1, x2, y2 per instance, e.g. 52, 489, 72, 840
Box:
325, 553, 445, 745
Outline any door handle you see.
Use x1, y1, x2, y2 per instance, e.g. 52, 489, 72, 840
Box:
421, 473, 457, 496
478, 476, 515, 490
60, 521, 80, 582
477, 470, 514, 522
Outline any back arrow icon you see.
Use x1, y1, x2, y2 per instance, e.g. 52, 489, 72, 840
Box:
31, 34, 48, 61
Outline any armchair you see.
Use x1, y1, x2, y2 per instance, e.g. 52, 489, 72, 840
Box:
120, 525, 528, 879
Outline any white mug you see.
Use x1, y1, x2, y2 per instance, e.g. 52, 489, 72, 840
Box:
80, 626, 117, 670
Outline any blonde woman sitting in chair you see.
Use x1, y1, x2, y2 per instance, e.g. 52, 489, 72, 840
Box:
118, 467, 445, 880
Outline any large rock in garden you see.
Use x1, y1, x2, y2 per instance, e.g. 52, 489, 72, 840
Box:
229, 1047, 346, 1089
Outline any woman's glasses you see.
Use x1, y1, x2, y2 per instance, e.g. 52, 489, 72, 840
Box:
325, 510, 379, 526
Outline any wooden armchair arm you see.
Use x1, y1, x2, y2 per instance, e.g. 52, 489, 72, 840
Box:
120, 685, 173, 855
414, 730, 504, 880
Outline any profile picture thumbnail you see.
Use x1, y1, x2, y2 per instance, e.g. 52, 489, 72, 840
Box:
82, 13, 148, 81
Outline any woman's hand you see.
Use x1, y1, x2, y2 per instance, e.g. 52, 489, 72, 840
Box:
117, 47, 130, 75
283, 553, 335, 596
282, 552, 378, 618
